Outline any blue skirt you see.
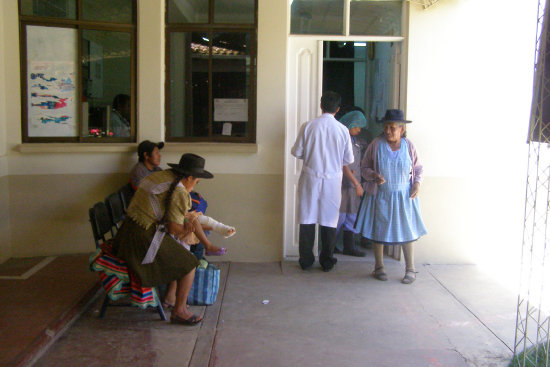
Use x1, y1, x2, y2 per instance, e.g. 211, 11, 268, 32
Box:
355, 186, 427, 245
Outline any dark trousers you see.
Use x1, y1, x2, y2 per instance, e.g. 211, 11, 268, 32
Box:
299, 224, 336, 269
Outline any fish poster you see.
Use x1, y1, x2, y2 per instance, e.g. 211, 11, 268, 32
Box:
26, 26, 78, 137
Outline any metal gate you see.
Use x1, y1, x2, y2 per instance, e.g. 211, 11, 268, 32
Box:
513, 0, 550, 365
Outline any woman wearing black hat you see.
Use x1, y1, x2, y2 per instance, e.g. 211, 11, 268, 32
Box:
112, 153, 221, 324
354, 109, 427, 284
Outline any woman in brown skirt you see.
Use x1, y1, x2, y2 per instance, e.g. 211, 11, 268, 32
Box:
112, 153, 221, 324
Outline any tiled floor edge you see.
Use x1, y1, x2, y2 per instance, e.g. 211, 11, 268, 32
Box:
11, 282, 102, 367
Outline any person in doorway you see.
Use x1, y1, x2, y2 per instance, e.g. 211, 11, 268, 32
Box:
111, 153, 222, 324
334, 108, 368, 257
291, 91, 354, 272
129, 140, 164, 191
110, 94, 131, 137
354, 109, 427, 284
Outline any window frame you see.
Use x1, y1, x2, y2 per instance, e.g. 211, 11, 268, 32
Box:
18, 0, 137, 143
165, 0, 258, 143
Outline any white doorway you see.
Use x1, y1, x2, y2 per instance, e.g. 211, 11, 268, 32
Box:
283, 37, 405, 259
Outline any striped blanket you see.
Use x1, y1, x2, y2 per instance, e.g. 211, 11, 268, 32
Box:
89, 241, 158, 309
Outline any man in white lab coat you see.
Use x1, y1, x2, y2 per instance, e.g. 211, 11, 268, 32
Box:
291, 91, 354, 271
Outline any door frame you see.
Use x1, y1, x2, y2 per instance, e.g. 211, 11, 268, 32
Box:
283, 34, 408, 259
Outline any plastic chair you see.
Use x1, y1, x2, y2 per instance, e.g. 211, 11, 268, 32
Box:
88, 201, 166, 321
105, 192, 125, 231
118, 183, 134, 212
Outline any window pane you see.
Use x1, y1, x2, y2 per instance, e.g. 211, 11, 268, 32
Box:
81, 30, 132, 138
82, 0, 133, 23
169, 32, 209, 138
21, 0, 76, 19
168, 0, 208, 23
212, 32, 251, 137
214, 0, 254, 24
291, 0, 343, 35
350, 0, 402, 36
26, 26, 78, 137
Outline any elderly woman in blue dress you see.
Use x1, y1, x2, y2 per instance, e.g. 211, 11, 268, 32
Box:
354, 109, 427, 284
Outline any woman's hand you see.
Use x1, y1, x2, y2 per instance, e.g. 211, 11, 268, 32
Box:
355, 184, 364, 197
375, 173, 386, 186
410, 182, 420, 199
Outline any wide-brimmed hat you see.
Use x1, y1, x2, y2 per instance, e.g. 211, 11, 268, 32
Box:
380, 109, 411, 124
137, 140, 164, 160
168, 153, 213, 179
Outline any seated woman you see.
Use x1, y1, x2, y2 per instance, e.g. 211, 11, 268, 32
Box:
112, 153, 221, 324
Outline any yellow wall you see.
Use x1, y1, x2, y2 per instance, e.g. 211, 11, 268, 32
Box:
6, 173, 283, 260
0, 0, 539, 272
0, 0, 287, 261
0, 0, 11, 262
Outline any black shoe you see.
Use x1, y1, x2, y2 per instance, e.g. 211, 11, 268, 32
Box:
299, 259, 313, 270
343, 248, 367, 257
320, 257, 337, 272
343, 231, 367, 257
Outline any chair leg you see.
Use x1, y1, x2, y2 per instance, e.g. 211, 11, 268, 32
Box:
154, 288, 167, 321
99, 293, 110, 318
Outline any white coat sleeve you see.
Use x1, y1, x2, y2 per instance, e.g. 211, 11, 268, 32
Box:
291, 122, 307, 159
342, 130, 354, 166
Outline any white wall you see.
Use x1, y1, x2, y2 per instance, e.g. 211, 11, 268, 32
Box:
407, 0, 538, 277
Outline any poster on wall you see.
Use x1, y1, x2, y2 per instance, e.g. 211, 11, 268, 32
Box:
26, 25, 78, 137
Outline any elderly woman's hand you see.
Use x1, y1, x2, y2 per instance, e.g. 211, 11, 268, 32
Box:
410, 182, 420, 199
375, 173, 386, 186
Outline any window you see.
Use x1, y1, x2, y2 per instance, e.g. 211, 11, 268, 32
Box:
291, 0, 403, 36
166, 0, 257, 142
19, 0, 136, 142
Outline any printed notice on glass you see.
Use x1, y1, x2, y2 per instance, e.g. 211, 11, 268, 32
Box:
214, 99, 248, 122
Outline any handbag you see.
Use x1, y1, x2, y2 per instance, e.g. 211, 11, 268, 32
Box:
187, 263, 220, 305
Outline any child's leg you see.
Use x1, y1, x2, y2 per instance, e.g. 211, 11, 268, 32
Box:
197, 215, 236, 237
191, 219, 221, 253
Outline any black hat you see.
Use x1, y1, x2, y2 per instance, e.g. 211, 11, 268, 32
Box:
168, 153, 213, 179
380, 109, 412, 124
138, 140, 164, 161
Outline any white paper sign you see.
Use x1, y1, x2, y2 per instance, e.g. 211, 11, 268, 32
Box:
214, 99, 248, 122
222, 122, 232, 136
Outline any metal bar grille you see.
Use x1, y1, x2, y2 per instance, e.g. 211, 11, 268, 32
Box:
513, 1, 550, 366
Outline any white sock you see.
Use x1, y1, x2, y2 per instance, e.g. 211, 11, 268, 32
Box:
197, 215, 236, 238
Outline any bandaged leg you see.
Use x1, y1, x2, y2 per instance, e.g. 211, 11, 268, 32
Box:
197, 215, 236, 238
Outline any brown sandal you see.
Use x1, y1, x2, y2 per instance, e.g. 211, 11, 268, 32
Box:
170, 313, 202, 325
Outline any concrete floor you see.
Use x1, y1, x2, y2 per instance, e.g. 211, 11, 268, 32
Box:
31, 255, 519, 367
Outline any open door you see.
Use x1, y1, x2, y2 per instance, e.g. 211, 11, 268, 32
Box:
283, 39, 404, 260
283, 38, 323, 258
